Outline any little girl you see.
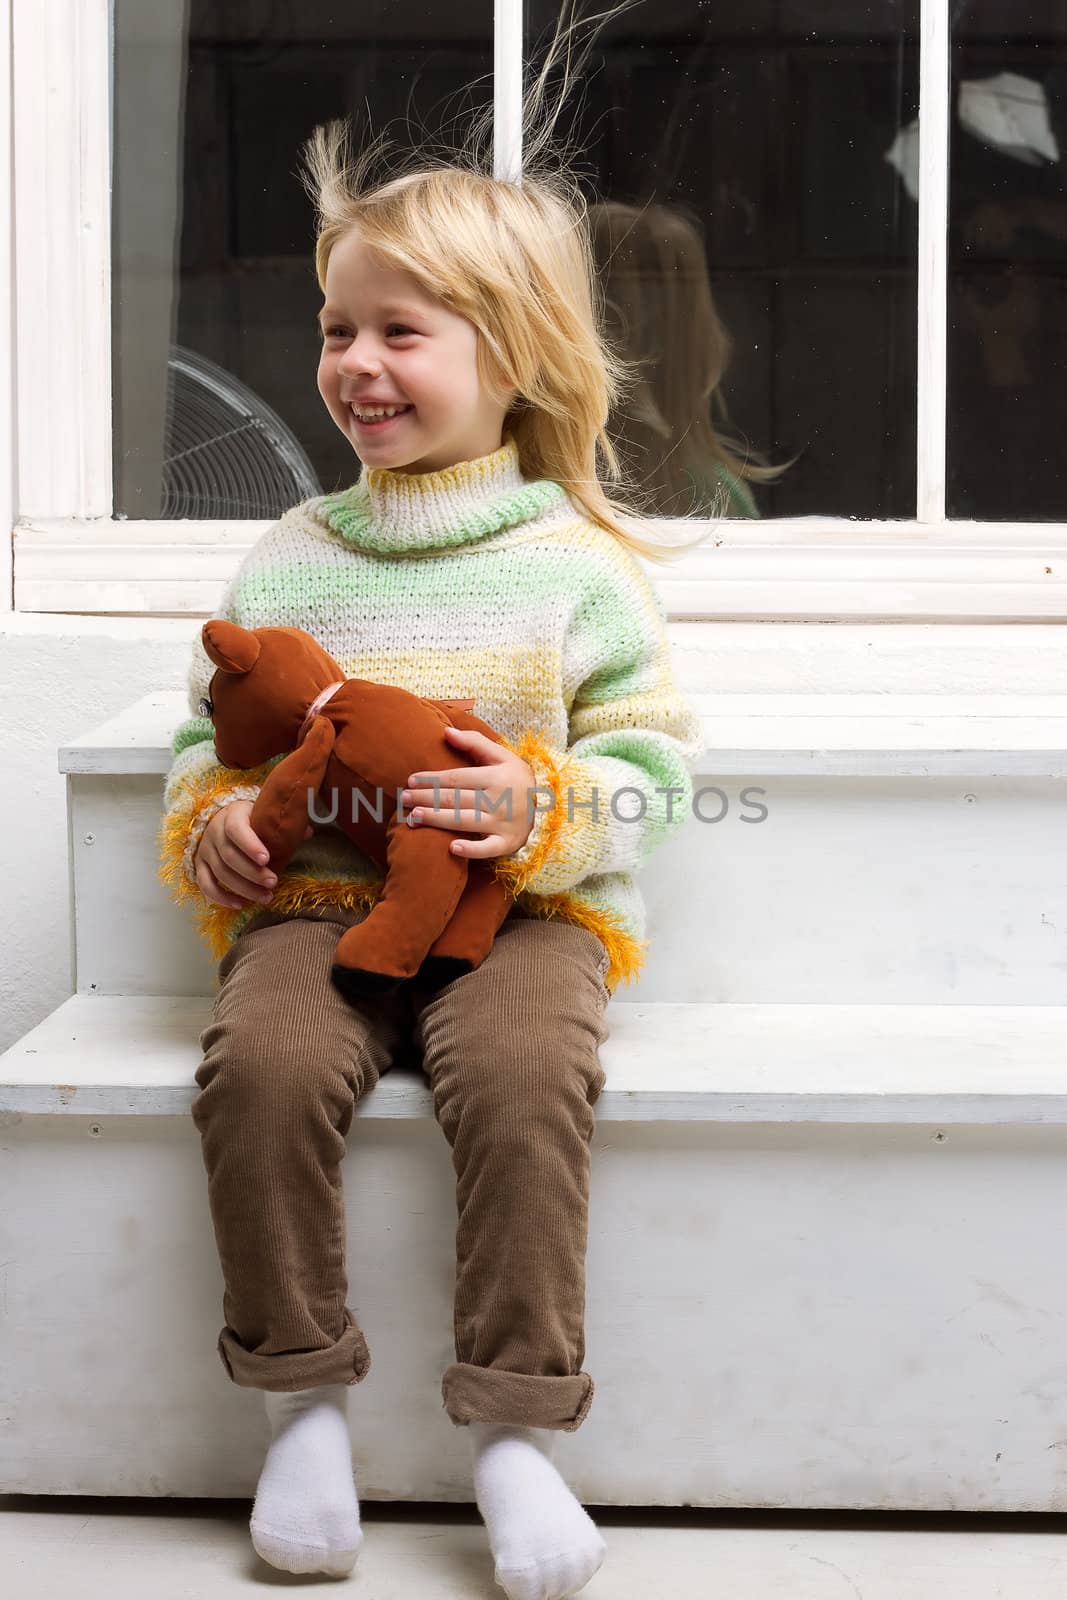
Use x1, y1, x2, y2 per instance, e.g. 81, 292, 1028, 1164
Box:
159, 14, 706, 1595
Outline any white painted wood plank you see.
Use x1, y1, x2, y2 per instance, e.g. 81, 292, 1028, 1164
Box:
56, 689, 1067, 777
5, 994, 1067, 1124
494, 0, 523, 184
13, 0, 111, 519
26, 537, 1067, 592
20, 576, 1067, 623
64, 750, 1067, 1006
0, 0, 13, 615
15, 524, 1067, 619
7, 1104, 1067, 1506
19, 515, 1067, 548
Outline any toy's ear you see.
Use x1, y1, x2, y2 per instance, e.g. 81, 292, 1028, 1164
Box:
202, 619, 260, 675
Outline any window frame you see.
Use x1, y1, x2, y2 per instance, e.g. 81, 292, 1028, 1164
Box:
8, 0, 1067, 621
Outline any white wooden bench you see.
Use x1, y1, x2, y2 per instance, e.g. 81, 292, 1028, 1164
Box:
3, 692, 1067, 1510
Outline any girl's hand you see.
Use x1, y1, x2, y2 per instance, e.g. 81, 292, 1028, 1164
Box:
399, 727, 538, 859
195, 800, 314, 909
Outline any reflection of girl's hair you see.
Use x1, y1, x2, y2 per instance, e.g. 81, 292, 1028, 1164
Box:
296, 0, 729, 564
589, 200, 784, 518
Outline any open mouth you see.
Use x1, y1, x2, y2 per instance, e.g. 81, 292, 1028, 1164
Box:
350, 404, 414, 431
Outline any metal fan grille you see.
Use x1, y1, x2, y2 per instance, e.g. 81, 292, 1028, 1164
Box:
161, 343, 322, 518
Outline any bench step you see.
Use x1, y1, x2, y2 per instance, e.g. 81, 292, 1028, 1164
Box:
7, 991, 1067, 1506
60, 689, 1067, 778
4, 992, 1067, 1124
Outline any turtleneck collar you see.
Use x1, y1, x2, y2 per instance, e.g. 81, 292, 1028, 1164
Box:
313, 436, 569, 555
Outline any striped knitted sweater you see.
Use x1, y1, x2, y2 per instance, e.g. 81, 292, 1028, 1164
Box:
157, 436, 706, 992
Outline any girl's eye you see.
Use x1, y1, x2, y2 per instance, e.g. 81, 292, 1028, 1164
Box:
321, 325, 412, 340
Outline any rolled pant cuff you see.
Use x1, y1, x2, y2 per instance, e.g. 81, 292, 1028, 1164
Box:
216, 1305, 372, 1391
441, 1363, 595, 1431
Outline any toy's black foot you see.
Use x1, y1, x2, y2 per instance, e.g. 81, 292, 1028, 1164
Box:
331, 964, 407, 1003
415, 955, 474, 989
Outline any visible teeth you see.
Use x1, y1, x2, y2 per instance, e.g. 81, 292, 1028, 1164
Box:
353, 405, 407, 419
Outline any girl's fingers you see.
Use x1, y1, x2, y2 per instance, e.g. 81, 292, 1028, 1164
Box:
203, 841, 274, 904
221, 809, 275, 875
226, 822, 271, 867
407, 806, 502, 832
220, 860, 275, 903
217, 834, 276, 892
448, 835, 506, 857
197, 859, 246, 910
404, 786, 483, 813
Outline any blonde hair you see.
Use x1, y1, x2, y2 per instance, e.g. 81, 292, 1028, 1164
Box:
296, 0, 741, 565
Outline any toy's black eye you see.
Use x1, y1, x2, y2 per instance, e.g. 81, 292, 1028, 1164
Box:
198, 696, 213, 717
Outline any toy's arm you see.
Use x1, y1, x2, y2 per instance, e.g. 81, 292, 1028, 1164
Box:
250, 715, 337, 870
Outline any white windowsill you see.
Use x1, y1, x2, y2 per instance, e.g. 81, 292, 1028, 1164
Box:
12, 518, 1067, 621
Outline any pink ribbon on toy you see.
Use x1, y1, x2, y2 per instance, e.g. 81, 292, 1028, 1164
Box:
296, 680, 345, 747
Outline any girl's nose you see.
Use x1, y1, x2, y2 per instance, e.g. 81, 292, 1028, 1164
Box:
339, 356, 382, 379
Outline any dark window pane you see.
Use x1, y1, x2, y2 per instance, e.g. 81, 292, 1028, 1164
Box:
112, 0, 918, 523
112, 1, 492, 519
948, 2, 1067, 520
526, 0, 919, 519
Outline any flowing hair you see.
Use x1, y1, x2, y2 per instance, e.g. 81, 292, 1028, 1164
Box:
296, 0, 770, 563
589, 198, 785, 519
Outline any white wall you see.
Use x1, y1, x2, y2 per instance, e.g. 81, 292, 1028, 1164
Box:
0, 617, 196, 1049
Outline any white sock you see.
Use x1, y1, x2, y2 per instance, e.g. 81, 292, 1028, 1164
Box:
469, 1422, 607, 1600
249, 1383, 363, 1576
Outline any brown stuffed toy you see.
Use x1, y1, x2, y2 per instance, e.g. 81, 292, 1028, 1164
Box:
199, 619, 517, 1003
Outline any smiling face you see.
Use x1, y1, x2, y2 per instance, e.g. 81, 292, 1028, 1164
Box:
316, 228, 515, 475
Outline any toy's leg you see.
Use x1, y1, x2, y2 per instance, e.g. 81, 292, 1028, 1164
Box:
416, 863, 515, 988
330, 816, 467, 1003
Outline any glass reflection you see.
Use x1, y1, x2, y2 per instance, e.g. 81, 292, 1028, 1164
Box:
112, 0, 919, 522
590, 200, 779, 518
112, 0, 493, 519
529, 0, 920, 519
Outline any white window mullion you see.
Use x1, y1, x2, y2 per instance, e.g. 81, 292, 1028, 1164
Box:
1, 0, 14, 612
917, 0, 950, 525
494, 0, 524, 184
13, 0, 112, 521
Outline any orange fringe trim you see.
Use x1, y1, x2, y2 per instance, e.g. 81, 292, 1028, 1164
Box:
157, 763, 278, 897
193, 877, 384, 964
159, 763, 647, 990
487, 729, 650, 989
490, 727, 571, 896
510, 893, 649, 993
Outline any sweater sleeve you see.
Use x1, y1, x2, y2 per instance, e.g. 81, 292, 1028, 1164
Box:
493, 556, 705, 899
156, 571, 283, 907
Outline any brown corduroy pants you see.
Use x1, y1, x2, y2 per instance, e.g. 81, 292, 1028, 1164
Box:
190, 903, 612, 1431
